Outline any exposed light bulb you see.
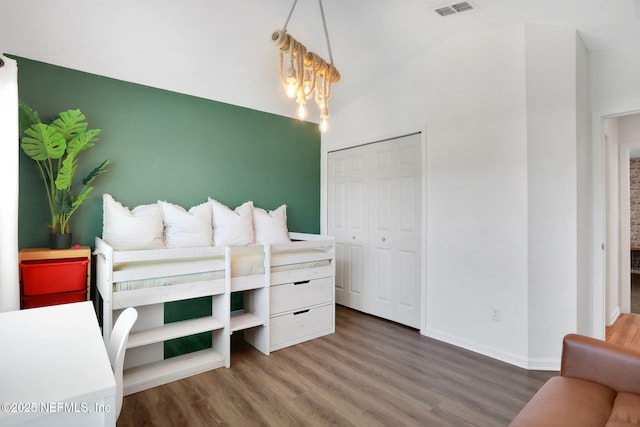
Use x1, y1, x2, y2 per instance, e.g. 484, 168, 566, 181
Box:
319, 104, 329, 133
286, 81, 297, 98
319, 117, 329, 133
296, 102, 307, 120
286, 66, 297, 99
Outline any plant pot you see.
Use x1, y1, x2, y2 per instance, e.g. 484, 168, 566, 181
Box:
50, 233, 72, 250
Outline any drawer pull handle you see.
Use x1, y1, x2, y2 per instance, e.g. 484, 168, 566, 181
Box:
293, 309, 310, 315
294, 280, 311, 286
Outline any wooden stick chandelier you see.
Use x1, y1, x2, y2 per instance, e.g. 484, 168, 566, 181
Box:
272, 0, 340, 133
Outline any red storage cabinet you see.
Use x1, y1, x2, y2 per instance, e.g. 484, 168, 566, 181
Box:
19, 247, 91, 309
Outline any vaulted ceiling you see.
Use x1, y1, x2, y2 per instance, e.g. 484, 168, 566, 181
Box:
2, 0, 640, 121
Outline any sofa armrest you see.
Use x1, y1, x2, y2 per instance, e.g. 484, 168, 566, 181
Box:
561, 333, 640, 394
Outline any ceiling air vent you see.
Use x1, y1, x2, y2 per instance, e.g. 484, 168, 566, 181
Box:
433, 2, 475, 17
434, 6, 457, 16
452, 2, 473, 13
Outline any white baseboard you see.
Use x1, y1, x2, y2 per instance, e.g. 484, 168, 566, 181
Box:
421, 327, 560, 371
607, 307, 621, 327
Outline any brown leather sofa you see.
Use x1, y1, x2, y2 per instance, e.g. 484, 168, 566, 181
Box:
510, 333, 640, 427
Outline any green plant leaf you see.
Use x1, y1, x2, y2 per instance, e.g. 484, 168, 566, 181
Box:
18, 101, 40, 138
53, 190, 73, 215
55, 153, 78, 191
51, 109, 88, 140
21, 123, 66, 161
66, 129, 101, 156
72, 186, 94, 209
82, 159, 110, 186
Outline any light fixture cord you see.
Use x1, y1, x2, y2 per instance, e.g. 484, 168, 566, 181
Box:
318, 0, 334, 65
282, 0, 299, 31
282, 0, 334, 66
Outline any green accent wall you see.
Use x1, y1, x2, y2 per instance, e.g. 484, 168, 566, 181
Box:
14, 56, 320, 357
16, 56, 320, 250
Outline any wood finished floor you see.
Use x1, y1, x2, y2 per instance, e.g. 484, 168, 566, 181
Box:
632, 273, 640, 314
117, 306, 555, 427
607, 312, 640, 349
606, 274, 640, 350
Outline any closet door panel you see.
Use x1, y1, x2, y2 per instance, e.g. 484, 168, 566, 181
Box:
368, 136, 421, 327
329, 146, 368, 310
397, 249, 421, 327
331, 181, 346, 230
369, 149, 393, 316
392, 135, 422, 328
371, 246, 393, 320
348, 244, 365, 303
328, 152, 349, 304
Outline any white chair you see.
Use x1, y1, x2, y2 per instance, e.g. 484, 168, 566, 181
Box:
106, 307, 138, 420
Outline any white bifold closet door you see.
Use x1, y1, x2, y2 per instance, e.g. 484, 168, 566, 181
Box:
328, 133, 422, 328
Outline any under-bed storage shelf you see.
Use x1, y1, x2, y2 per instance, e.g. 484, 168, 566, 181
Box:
121, 291, 228, 396
127, 316, 225, 349
228, 282, 269, 335
229, 285, 269, 335
123, 348, 225, 395
96, 237, 232, 397
230, 311, 266, 332
228, 245, 270, 354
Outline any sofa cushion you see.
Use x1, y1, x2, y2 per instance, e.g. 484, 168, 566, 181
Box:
510, 377, 616, 427
606, 392, 640, 426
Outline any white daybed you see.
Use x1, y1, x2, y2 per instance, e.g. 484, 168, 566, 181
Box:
95, 232, 335, 395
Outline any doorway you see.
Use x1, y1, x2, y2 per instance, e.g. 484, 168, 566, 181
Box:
629, 156, 640, 315
620, 155, 640, 314
605, 112, 640, 347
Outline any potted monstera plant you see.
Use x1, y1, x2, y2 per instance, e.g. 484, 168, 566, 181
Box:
19, 101, 110, 249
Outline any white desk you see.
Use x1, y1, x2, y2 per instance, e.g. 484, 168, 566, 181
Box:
0, 302, 116, 426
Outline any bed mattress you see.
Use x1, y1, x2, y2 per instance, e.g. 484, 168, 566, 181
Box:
113, 249, 330, 292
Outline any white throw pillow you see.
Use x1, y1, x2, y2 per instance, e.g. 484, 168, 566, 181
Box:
159, 200, 213, 248
253, 205, 291, 244
102, 194, 165, 250
209, 198, 254, 246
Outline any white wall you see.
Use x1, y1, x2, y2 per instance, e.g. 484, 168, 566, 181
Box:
323, 23, 586, 369
576, 36, 593, 336
525, 24, 581, 366
590, 42, 640, 338
422, 24, 530, 366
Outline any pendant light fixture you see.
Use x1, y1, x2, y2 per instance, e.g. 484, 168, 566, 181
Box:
272, 0, 340, 133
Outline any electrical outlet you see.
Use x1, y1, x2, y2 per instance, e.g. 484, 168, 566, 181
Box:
491, 308, 501, 321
